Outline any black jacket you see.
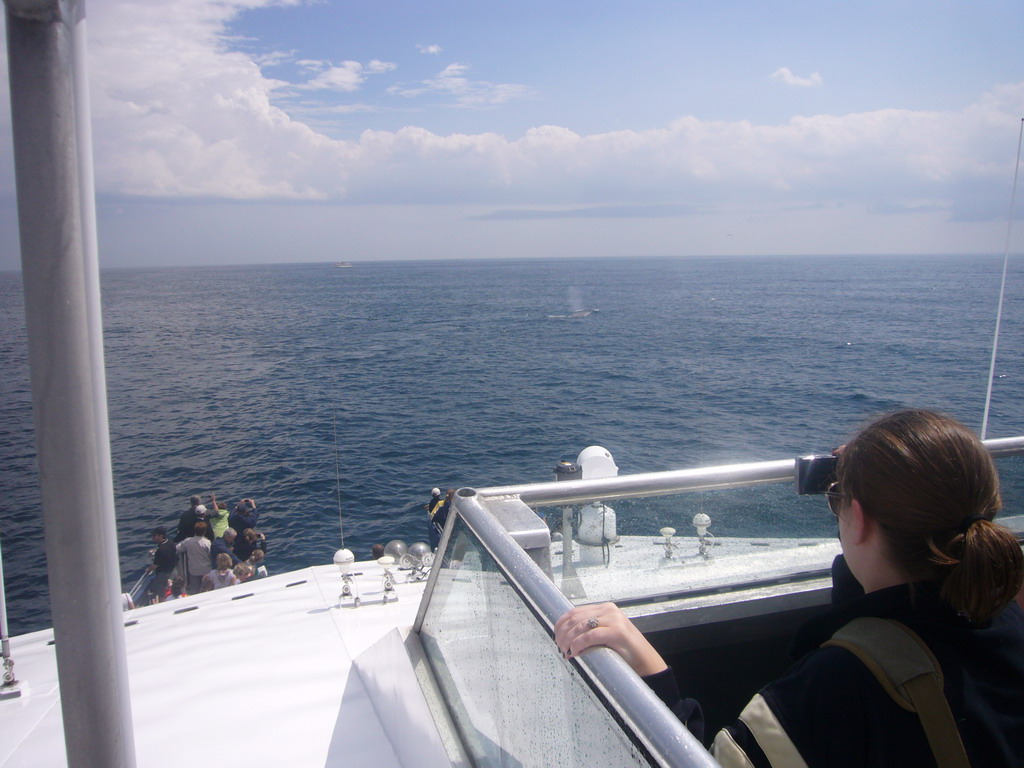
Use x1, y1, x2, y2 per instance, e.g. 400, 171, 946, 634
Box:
152, 539, 177, 572
646, 557, 1024, 767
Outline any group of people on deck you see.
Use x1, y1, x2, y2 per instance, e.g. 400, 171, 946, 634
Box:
145, 493, 268, 602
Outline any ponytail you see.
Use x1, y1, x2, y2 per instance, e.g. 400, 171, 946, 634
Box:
932, 519, 1023, 624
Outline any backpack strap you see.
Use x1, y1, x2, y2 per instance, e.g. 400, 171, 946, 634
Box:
823, 617, 970, 768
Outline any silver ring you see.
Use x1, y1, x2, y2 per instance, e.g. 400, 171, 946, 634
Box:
586, 616, 599, 630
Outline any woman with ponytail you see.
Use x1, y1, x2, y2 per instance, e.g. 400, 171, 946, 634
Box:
836, 409, 1022, 624
556, 409, 1024, 767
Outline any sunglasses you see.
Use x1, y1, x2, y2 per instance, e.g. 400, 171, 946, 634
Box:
824, 482, 845, 518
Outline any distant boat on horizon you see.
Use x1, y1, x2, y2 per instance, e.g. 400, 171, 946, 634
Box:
334, 261, 353, 268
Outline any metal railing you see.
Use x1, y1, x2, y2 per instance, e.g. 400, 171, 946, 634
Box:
475, 436, 1024, 507
413, 437, 1024, 766
417, 488, 720, 768
478, 458, 794, 507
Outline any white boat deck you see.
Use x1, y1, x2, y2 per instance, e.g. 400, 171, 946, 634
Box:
0, 530, 846, 768
3, 520, 1016, 767
0, 561, 449, 768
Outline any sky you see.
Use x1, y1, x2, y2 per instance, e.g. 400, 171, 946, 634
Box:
0, 0, 1023, 268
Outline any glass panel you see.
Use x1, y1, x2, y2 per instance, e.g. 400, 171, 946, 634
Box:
537, 486, 841, 606
996, 454, 1024, 534
420, 517, 651, 767
530, 452, 1024, 607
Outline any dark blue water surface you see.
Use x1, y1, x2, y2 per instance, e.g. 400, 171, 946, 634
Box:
1, 255, 1022, 634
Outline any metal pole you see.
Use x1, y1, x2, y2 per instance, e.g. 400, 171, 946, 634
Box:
560, 505, 586, 598
0, 532, 21, 698
4, 1, 137, 765
981, 118, 1023, 440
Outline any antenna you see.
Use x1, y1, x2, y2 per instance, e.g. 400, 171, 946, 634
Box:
333, 410, 345, 548
697, 297, 708, 515
981, 117, 1024, 440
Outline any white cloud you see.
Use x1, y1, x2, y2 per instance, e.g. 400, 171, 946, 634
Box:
771, 67, 824, 88
299, 61, 367, 92
389, 62, 533, 107
295, 59, 396, 92
3, 0, 1022, 232
417, 44, 443, 55
251, 50, 293, 68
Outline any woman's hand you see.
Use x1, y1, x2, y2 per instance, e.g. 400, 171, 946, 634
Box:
554, 602, 668, 677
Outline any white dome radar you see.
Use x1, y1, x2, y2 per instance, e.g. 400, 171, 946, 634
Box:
576, 446, 619, 480
333, 548, 355, 575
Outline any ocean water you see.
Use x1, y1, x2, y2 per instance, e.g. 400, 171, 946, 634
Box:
1, 254, 1022, 634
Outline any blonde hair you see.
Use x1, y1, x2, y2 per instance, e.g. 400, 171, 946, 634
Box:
233, 563, 253, 581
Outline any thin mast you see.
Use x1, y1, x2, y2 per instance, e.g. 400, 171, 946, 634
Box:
4, 1, 137, 765
981, 117, 1024, 440
333, 410, 345, 548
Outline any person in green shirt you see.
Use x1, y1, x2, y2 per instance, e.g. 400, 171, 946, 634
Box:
207, 493, 230, 539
